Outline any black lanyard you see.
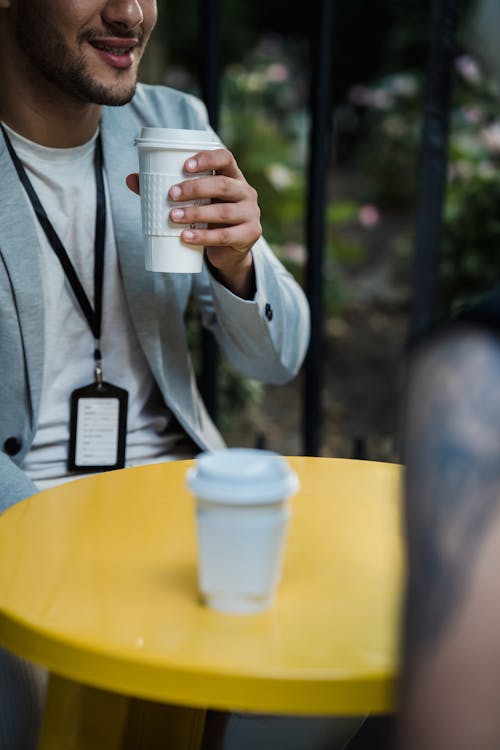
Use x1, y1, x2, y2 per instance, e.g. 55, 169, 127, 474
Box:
1, 124, 106, 380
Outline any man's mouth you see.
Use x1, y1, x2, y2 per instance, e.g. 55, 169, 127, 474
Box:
88, 37, 139, 69
90, 38, 138, 55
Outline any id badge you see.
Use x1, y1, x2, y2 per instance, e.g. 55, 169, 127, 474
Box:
68, 381, 128, 473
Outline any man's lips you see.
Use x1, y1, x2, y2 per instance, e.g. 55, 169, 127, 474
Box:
88, 37, 139, 69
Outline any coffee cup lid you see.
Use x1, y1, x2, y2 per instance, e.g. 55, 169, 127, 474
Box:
134, 127, 221, 150
186, 448, 299, 504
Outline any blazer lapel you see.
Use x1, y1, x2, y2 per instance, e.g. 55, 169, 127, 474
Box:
0, 138, 44, 428
100, 105, 164, 378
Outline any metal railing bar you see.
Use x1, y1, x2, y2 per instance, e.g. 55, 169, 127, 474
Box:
409, 0, 462, 345
302, 0, 335, 456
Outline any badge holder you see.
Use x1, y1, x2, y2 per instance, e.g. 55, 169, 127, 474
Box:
68, 363, 128, 473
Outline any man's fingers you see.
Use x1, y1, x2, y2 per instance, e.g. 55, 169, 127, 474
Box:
184, 148, 243, 179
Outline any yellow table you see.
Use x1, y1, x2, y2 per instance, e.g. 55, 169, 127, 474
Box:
0, 457, 404, 749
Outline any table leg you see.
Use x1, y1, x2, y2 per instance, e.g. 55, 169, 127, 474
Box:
122, 697, 206, 749
37, 673, 206, 750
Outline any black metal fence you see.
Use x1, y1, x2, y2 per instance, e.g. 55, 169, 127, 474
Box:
198, 0, 461, 457
410, 0, 461, 345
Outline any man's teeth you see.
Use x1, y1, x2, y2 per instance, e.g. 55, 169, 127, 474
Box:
94, 43, 130, 54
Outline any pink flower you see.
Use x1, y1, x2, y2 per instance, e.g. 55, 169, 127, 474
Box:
358, 204, 380, 228
349, 84, 371, 106
280, 243, 306, 264
266, 63, 289, 83
348, 85, 392, 109
455, 54, 481, 83
480, 123, 500, 154
461, 106, 483, 124
266, 163, 294, 189
391, 75, 418, 97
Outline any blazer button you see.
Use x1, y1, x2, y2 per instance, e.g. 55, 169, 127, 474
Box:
4, 437, 22, 456
264, 303, 273, 321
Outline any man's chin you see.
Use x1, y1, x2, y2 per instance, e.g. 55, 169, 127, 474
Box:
85, 81, 137, 106
99, 88, 137, 106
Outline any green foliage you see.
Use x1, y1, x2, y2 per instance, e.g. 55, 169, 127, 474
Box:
144, 23, 381, 426
326, 200, 359, 224
176, 37, 310, 431
342, 48, 500, 317
219, 36, 308, 251
142, 0, 495, 445
325, 202, 366, 267
347, 72, 423, 208
217, 364, 264, 433
439, 52, 500, 314
153, 0, 276, 79
184, 300, 264, 434
440, 175, 500, 314
219, 36, 369, 321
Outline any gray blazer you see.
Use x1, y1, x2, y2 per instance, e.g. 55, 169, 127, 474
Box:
0, 84, 310, 510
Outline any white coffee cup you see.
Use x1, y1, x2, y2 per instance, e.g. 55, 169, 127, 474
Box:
186, 448, 300, 614
134, 127, 221, 273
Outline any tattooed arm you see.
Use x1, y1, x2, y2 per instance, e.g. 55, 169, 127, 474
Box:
395, 322, 500, 750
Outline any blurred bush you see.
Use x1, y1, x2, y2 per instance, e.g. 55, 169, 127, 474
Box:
345, 72, 423, 210
440, 52, 500, 314
180, 34, 362, 431
332, 45, 500, 318
145, 0, 500, 431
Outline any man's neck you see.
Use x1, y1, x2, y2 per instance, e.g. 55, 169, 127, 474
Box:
0, 98, 101, 149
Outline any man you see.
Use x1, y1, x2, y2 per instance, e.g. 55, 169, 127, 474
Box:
0, 0, 310, 506
0, 1, 310, 747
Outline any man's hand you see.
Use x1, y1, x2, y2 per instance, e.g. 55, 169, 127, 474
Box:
126, 148, 260, 299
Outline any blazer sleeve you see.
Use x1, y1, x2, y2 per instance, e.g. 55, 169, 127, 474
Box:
141, 86, 310, 382
0, 454, 38, 513
192, 236, 311, 384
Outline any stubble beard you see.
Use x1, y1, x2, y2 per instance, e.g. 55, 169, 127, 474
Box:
15, 12, 142, 106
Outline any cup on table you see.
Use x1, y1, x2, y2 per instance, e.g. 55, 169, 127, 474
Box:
186, 448, 299, 615
134, 127, 221, 273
